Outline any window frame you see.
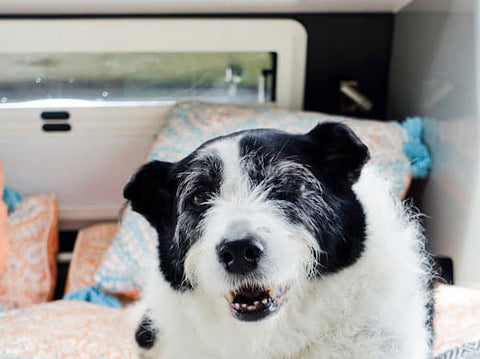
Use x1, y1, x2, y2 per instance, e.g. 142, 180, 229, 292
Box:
0, 19, 306, 111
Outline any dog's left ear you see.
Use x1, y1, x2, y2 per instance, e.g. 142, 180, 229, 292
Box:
124, 160, 175, 226
306, 122, 370, 186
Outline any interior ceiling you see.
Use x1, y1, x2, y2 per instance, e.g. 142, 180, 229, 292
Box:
1, 0, 414, 14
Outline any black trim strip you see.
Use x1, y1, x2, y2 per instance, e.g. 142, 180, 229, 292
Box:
42, 123, 71, 132
41, 111, 70, 120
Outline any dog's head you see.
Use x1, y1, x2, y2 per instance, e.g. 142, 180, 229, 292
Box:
125, 123, 369, 322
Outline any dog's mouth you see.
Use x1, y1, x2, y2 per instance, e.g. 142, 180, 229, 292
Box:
226, 284, 288, 321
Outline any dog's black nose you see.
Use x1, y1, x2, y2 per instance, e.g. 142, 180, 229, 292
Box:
216, 234, 264, 274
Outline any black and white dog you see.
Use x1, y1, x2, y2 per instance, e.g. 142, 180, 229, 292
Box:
125, 123, 433, 358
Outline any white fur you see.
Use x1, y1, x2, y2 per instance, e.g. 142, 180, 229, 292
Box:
131, 136, 431, 359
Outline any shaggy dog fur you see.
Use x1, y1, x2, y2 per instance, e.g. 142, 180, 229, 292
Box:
125, 123, 433, 359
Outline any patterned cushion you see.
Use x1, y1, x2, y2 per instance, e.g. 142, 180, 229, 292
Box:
0, 284, 478, 358
95, 211, 156, 298
435, 341, 480, 359
95, 101, 412, 297
0, 300, 136, 358
0, 194, 58, 310
433, 284, 480, 357
0, 159, 9, 276
65, 223, 118, 295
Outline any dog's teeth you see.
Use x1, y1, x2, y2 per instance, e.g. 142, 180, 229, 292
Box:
268, 287, 276, 298
247, 305, 256, 311
241, 303, 247, 308
261, 298, 268, 304
254, 301, 259, 306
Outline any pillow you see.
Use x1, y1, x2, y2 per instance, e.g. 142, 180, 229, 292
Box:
95, 101, 412, 298
0, 300, 136, 358
65, 223, 118, 295
0, 158, 9, 276
433, 284, 480, 357
94, 211, 157, 298
0, 194, 59, 310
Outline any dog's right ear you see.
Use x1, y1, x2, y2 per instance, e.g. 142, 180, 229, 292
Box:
306, 122, 370, 187
124, 160, 174, 225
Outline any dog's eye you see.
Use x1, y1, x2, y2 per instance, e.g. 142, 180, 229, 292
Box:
192, 191, 210, 206
193, 195, 203, 206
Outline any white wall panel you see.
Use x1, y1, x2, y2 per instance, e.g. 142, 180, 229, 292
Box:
0, 105, 170, 229
388, 0, 479, 288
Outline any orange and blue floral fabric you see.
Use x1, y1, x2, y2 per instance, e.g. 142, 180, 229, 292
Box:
0, 194, 58, 310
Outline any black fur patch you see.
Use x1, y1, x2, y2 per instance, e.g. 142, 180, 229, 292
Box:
124, 155, 223, 291
239, 122, 370, 274
135, 313, 157, 349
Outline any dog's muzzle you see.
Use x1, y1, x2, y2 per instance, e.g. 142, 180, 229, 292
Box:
216, 233, 289, 321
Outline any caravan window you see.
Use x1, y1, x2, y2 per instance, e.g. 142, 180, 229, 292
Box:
0, 52, 276, 105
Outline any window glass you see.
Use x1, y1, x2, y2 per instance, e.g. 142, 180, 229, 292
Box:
0, 52, 276, 105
